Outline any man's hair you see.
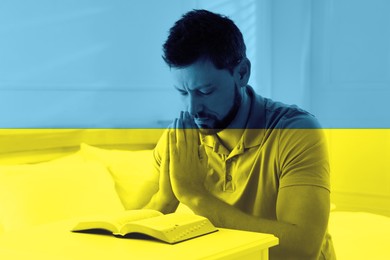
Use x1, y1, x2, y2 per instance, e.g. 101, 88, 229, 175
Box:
162, 9, 246, 73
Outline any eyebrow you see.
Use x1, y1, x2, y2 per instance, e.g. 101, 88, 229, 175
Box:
174, 83, 214, 92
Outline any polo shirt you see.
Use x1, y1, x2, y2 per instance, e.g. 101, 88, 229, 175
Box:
199, 86, 330, 219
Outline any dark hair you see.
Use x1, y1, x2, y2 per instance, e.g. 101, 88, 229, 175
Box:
162, 9, 246, 73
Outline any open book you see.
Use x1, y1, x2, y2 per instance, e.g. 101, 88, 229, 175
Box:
71, 209, 218, 244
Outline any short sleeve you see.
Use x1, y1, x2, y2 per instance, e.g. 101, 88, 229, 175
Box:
277, 115, 330, 191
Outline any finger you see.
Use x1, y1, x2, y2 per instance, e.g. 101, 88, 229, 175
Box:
179, 111, 184, 124
186, 112, 198, 138
184, 112, 198, 154
161, 133, 169, 175
169, 128, 174, 158
186, 111, 197, 129
169, 123, 177, 158
172, 118, 178, 146
198, 143, 206, 162
183, 111, 192, 127
183, 111, 193, 144
181, 112, 187, 144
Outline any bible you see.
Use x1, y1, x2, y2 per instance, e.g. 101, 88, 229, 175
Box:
71, 209, 218, 244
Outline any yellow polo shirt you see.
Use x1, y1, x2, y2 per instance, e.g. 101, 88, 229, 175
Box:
152, 86, 334, 259
199, 90, 330, 220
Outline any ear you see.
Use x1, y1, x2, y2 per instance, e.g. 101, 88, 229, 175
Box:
234, 58, 251, 87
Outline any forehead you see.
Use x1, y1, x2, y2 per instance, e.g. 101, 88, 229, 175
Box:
171, 59, 232, 90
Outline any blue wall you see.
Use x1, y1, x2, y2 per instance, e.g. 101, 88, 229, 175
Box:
1, 0, 389, 128
0, 0, 185, 128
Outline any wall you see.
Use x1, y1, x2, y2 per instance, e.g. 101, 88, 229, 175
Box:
267, 0, 390, 216
327, 129, 390, 216
0, 0, 265, 128
311, 0, 390, 215
0, 0, 186, 128
269, 0, 312, 110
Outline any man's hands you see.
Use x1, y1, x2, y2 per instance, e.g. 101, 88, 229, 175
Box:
168, 111, 209, 204
145, 111, 208, 213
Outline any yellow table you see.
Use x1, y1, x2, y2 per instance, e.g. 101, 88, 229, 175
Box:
0, 219, 278, 260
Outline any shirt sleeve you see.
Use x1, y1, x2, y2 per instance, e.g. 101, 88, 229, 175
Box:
277, 114, 331, 191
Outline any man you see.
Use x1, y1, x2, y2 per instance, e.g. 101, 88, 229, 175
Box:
145, 9, 335, 259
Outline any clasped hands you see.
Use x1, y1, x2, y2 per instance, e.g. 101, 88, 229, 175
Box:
165, 111, 209, 204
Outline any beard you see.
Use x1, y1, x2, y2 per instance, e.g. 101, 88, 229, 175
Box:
194, 85, 242, 135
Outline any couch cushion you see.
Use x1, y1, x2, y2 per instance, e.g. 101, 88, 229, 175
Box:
80, 143, 158, 209
0, 153, 124, 232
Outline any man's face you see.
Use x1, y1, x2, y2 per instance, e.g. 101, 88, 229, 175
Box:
172, 59, 241, 135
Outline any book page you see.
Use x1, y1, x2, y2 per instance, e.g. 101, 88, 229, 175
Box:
129, 213, 203, 231
71, 209, 162, 233
113, 209, 162, 227
120, 213, 218, 243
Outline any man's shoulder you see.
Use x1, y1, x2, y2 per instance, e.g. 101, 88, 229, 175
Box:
262, 97, 321, 129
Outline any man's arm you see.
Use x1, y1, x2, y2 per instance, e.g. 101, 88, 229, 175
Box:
181, 184, 330, 260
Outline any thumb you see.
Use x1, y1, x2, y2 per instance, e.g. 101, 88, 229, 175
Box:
198, 143, 207, 163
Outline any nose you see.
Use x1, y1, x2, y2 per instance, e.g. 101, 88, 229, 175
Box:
187, 94, 202, 116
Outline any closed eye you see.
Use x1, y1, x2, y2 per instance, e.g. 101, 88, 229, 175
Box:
177, 89, 188, 96
173, 86, 188, 96
198, 88, 214, 95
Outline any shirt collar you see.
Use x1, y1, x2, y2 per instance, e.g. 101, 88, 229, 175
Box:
241, 86, 266, 149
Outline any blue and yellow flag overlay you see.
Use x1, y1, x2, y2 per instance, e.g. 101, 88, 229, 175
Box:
1, 1, 390, 259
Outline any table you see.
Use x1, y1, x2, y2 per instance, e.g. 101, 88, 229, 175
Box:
0, 219, 278, 259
